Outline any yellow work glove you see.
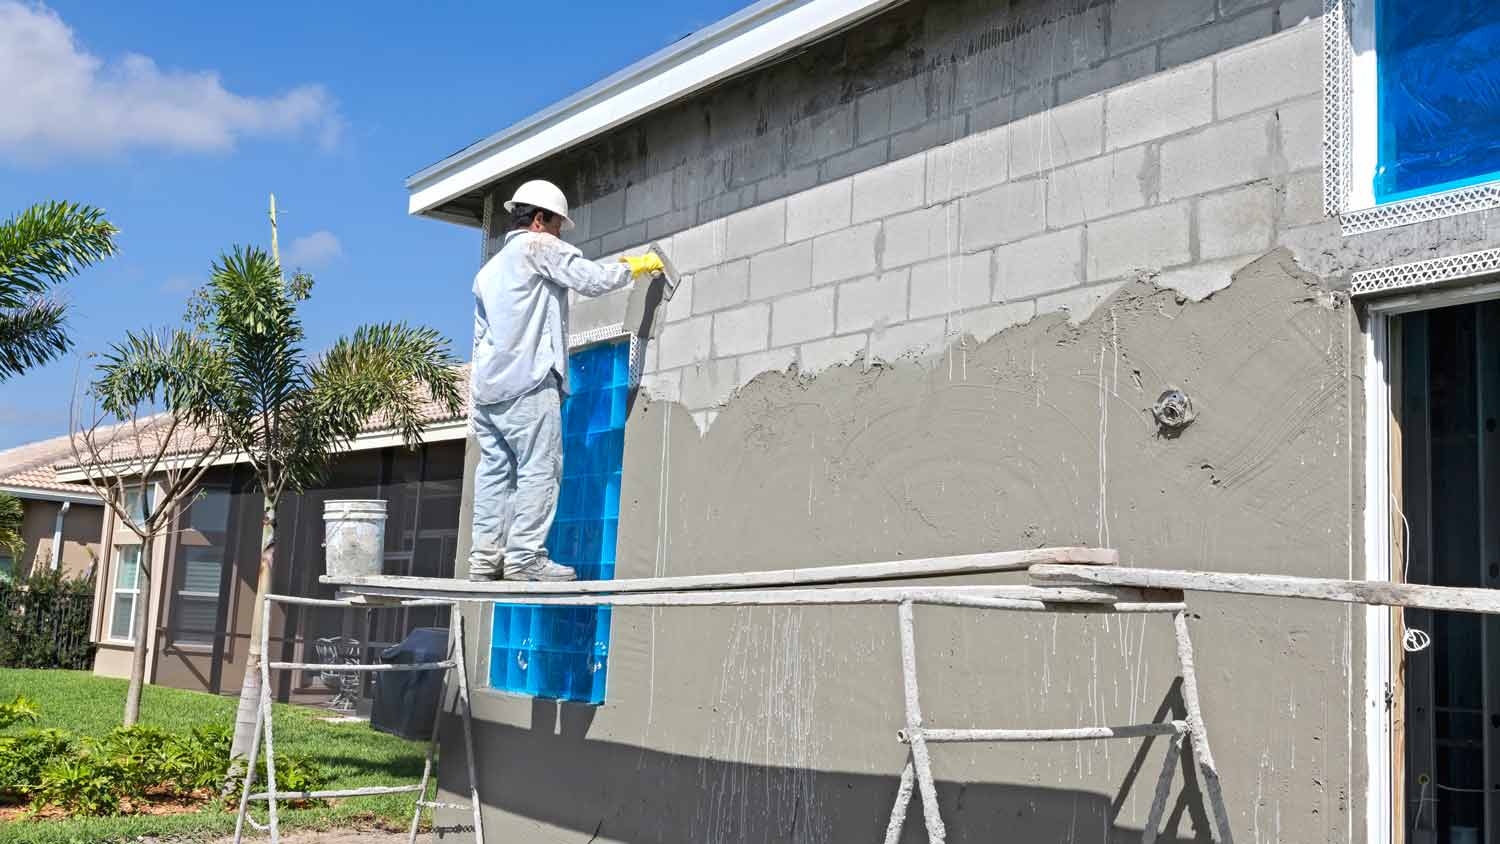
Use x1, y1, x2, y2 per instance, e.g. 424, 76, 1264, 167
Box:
620, 253, 664, 278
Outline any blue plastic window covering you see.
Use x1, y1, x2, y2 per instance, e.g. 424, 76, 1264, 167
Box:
489, 340, 628, 703
1375, 0, 1500, 203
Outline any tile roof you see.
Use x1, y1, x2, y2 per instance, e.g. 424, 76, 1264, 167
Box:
47, 365, 473, 475
0, 431, 102, 498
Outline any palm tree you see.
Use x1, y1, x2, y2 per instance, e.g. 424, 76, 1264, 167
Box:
0, 492, 23, 567
0, 202, 118, 380
95, 245, 462, 766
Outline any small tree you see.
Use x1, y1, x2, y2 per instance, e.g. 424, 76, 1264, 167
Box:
100, 245, 462, 768
0, 202, 118, 381
69, 370, 226, 726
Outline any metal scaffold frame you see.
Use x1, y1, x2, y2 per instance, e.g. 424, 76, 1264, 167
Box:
231, 594, 485, 844
882, 597, 1233, 844
314, 540, 1500, 843
328, 547, 1234, 844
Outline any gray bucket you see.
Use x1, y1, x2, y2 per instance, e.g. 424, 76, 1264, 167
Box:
324, 500, 387, 580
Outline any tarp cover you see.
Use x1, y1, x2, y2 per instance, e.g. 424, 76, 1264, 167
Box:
1376, 0, 1500, 202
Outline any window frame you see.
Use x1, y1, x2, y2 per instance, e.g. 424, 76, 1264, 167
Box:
1357, 256, 1500, 844
105, 486, 154, 645
107, 543, 144, 645
485, 331, 637, 704
169, 486, 233, 650
1326, 0, 1500, 234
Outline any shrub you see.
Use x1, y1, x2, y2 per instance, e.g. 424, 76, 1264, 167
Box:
166, 724, 235, 795
34, 755, 122, 816
0, 693, 39, 728
0, 728, 72, 801
0, 569, 95, 670
87, 726, 173, 796
1, 714, 319, 817
270, 753, 331, 807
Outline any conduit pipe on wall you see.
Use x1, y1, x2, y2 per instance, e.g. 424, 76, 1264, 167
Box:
50, 500, 69, 571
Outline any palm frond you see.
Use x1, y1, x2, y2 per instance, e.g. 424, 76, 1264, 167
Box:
290, 322, 461, 489
94, 328, 233, 424
197, 246, 308, 468
0, 298, 69, 380
205, 247, 300, 342
0, 202, 118, 306
0, 492, 24, 560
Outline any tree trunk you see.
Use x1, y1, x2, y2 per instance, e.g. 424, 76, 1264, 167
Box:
229, 500, 276, 769
122, 539, 153, 727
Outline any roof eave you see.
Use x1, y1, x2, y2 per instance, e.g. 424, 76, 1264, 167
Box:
405, 0, 907, 223
51, 419, 470, 484
0, 484, 101, 505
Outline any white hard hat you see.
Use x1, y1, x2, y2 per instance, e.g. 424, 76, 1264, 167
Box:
504, 179, 575, 231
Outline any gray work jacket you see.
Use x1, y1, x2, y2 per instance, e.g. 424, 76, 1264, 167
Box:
471, 231, 632, 406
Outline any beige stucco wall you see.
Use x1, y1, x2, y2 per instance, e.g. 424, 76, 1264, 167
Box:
9, 497, 102, 580
89, 487, 172, 682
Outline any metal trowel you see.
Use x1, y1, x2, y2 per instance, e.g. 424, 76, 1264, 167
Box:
622, 241, 683, 342
647, 241, 682, 301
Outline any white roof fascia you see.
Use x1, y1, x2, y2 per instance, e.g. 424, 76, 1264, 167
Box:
0, 484, 101, 505
53, 420, 469, 483
405, 0, 906, 219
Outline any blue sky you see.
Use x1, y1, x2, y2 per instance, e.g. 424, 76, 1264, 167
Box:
0, 0, 750, 449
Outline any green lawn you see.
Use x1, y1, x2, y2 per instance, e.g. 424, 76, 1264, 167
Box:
0, 669, 431, 843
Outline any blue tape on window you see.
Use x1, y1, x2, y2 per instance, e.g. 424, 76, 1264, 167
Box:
491, 340, 628, 704
1376, 0, 1500, 203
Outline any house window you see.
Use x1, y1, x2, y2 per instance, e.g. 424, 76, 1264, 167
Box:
108, 488, 152, 643
172, 488, 230, 647
1340, 0, 1500, 218
122, 488, 149, 523
0, 552, 13, 582
490, 339, 628, 704
1372, 1, 1500, 203
109, 544, 143, 642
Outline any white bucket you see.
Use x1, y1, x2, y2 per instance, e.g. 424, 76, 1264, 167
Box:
324, 500, 387, 580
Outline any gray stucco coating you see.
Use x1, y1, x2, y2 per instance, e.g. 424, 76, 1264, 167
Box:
419, 0, 1500, 838
435, 250, 1361, 842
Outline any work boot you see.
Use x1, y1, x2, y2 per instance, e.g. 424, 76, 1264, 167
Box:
503, 558, 578, 582
468, 568, 502, 582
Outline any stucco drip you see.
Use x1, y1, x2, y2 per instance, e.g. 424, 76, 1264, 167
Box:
597, 249, 1353, 840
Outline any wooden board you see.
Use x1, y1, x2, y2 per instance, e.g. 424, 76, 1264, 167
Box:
324, 546, 1117, 596
332, 583, 1178, 611
1030, 564, 1500, 615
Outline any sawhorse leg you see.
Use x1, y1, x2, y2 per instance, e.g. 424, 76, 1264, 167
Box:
884, 600, 946, 843
1173, 609, 1234, 844
406, 607, 484, 844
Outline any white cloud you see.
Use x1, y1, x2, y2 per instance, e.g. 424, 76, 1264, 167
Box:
159, 274, 197, 294
0, 2, 342, 161
283, 230, 341, 269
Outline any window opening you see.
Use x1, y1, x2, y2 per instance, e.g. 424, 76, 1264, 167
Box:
109, 544, 142, 642
172, 487, 230, 646
1394, 300, 1500, 841
490, 339, 628, 703
1374, 0, 1500, 204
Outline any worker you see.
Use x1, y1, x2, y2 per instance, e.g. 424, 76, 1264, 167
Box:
468, 179, 662, 582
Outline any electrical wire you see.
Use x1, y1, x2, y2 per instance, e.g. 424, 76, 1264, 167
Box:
1392, 493, 1432, 653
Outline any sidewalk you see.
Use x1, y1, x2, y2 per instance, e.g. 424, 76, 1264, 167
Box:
213, 832, 418, 843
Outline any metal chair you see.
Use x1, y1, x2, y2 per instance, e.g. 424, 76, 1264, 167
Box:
313, 636, 362, 712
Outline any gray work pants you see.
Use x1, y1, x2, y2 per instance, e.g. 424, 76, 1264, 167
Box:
467, 373, 562, 576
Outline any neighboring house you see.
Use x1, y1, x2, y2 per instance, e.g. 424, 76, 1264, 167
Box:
0, 433, 103, 581
49, 380, 470, 702
405, 0, 1500, 842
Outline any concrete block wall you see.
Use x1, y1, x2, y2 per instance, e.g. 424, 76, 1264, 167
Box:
450, 6, 1384, 840
532, 20, 1326, 430
482, 0, 1319, 256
